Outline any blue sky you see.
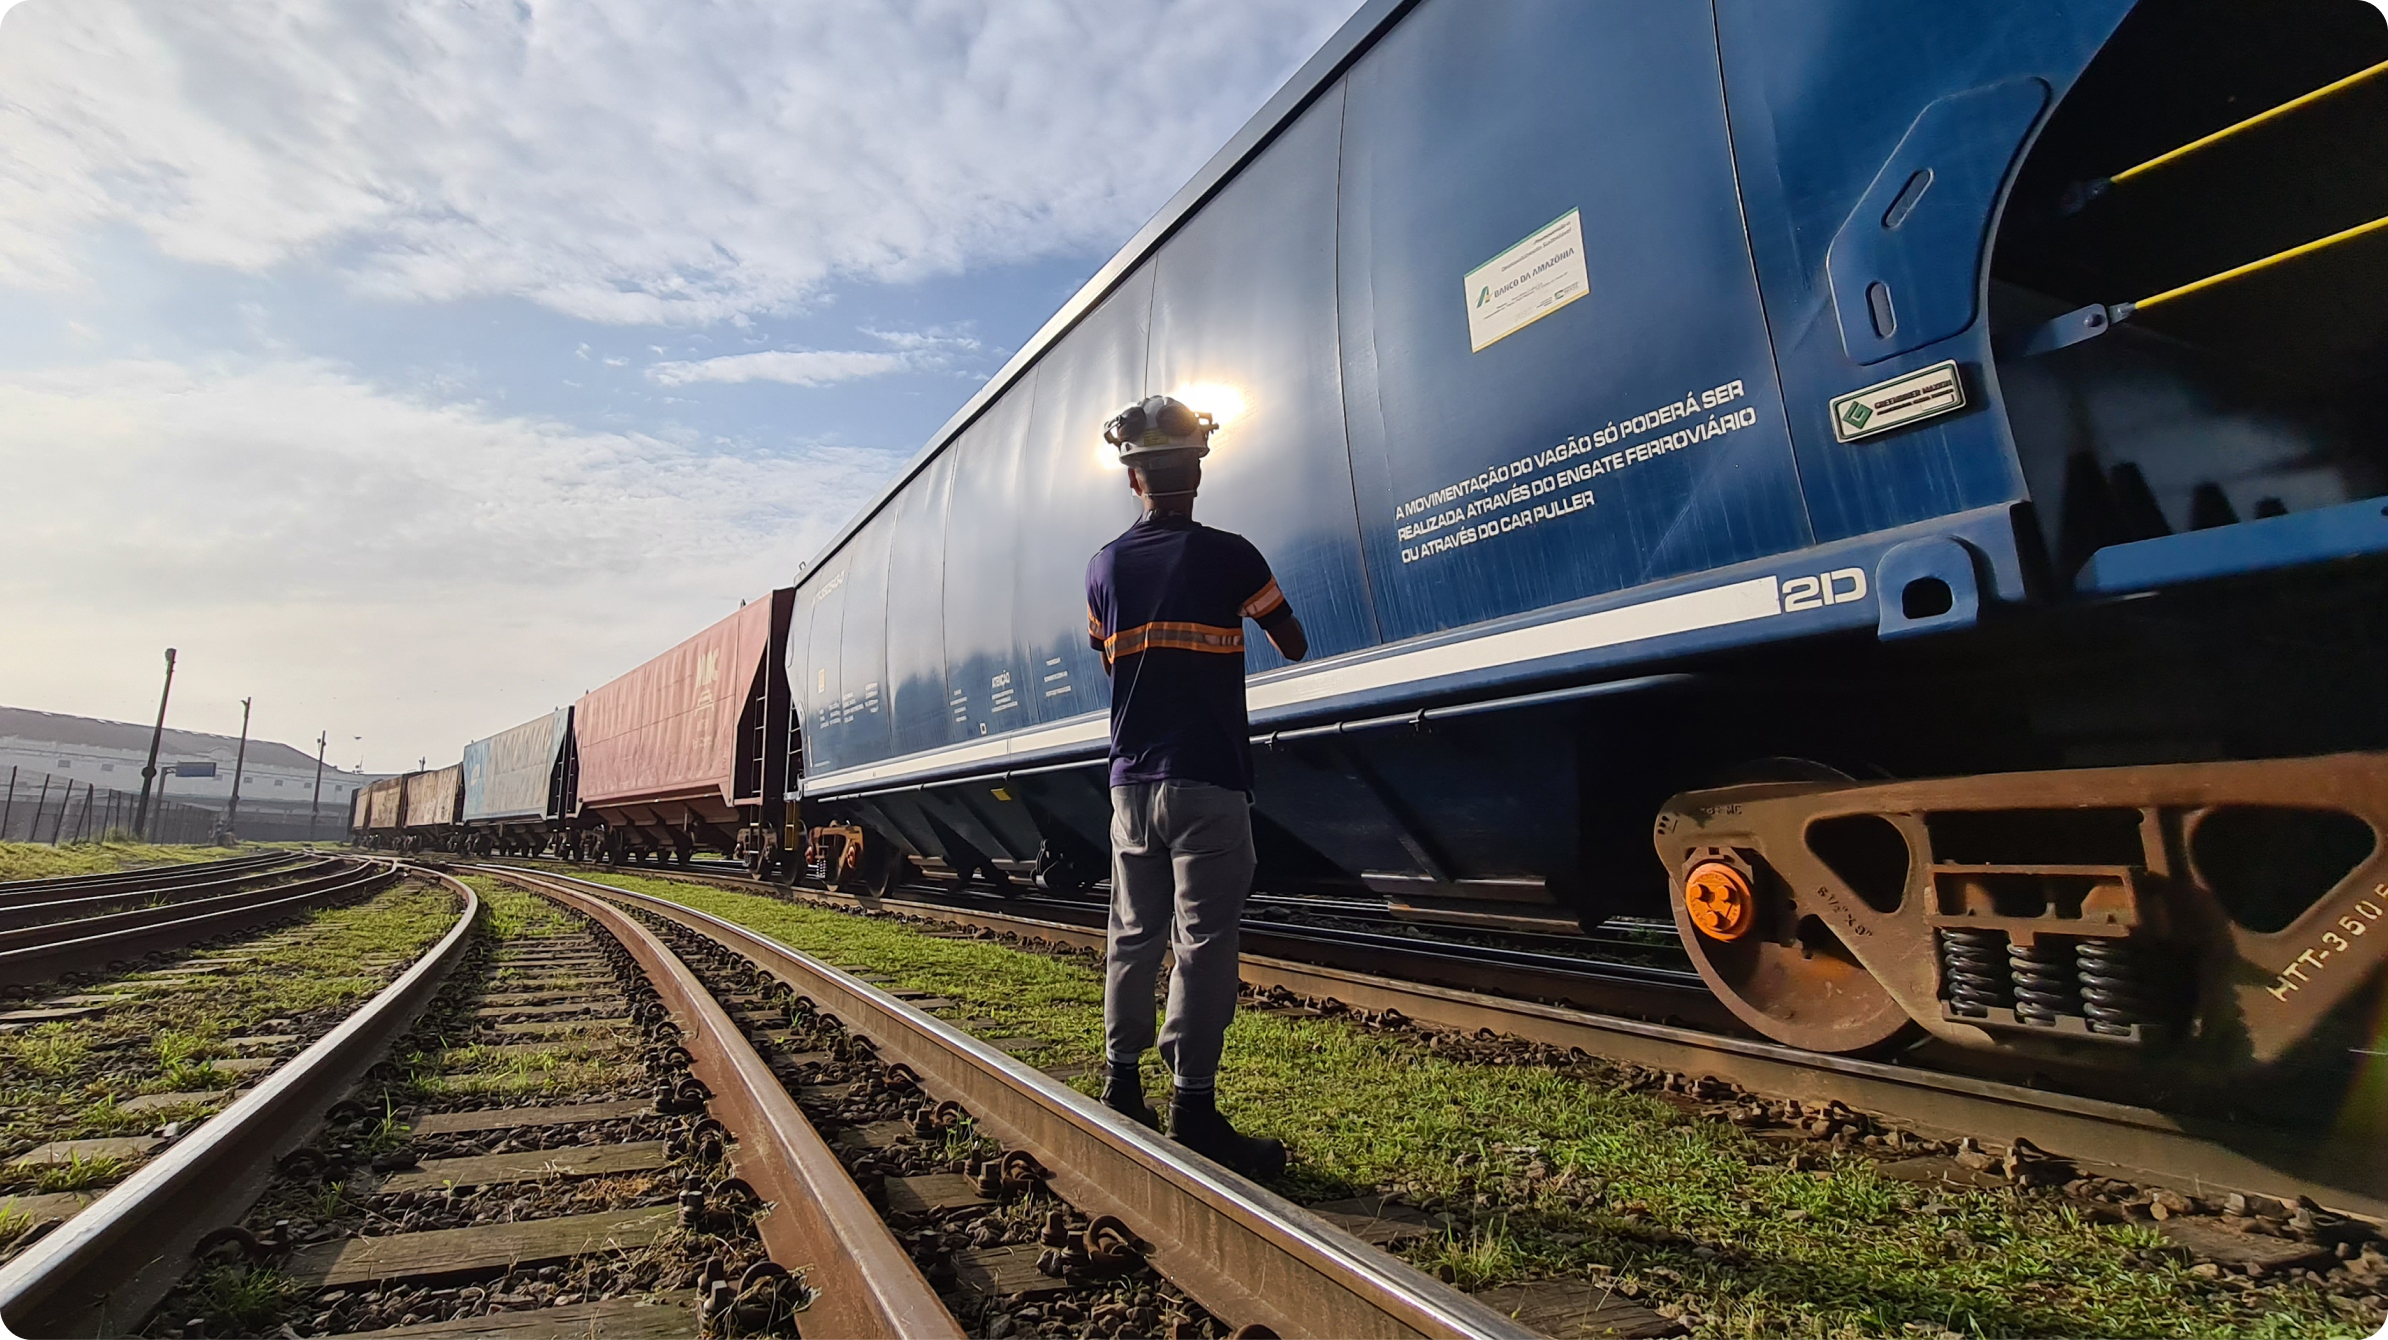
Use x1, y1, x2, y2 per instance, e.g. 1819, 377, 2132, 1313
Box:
0, 0, 1360, 772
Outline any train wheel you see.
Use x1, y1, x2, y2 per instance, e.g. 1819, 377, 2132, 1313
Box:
1668, 758, 1918, 1056
1669, 852, 1917, 1055
868, 851, 914, 899
1032, 841, 1094, 895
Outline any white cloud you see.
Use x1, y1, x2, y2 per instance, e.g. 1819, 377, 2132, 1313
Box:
0, 357, 890, 768
649, 348, 909, 388
0, 0, 1363, 324
648, 325, 983, 386
863, 328, 982, 354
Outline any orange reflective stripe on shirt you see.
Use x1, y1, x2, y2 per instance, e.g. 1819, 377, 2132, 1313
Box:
1239, 579, 1286, 621
1103, 619, 1244, 666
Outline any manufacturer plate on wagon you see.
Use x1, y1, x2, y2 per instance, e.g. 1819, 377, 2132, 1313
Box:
1830, 360, 1966, 442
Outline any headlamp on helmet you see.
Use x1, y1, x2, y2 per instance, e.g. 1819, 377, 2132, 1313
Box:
1104, 395, 1215, 463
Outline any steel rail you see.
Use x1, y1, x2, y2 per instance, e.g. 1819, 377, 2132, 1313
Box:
485, 865, 1540, 1340
491, 857, 1739, 1030
0, 851, 301, 905
0, 870, 480, 1338
0, 856, 342, 931
1206, 955, 2388, 1223
515, 871, 963, 1340
0, 859, 399, 987
529, 863, 2388, 1224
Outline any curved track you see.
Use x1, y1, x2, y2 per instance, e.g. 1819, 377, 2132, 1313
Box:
502, 857, 2388, 1224
0, 850, 300, 902
481, 863, 1542, 1340
521, 855, 1740, 1032
0, 856, 401, 987
0, 874, 479, 1336
2, 862, 1550, 1339
0, 853, 339, 932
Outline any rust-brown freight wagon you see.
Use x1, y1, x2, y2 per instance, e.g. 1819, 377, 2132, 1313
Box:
355, 776, 406, 849
573, 591, 795, 870
398, 764, 463, 853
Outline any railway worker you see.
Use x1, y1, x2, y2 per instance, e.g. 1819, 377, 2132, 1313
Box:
1085, 394, 1308, 1182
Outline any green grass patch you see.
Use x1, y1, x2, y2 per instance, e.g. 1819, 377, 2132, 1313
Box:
0, 839, 263, 882
569, 871, 2363, 1340
374, 876, 645, 1105
0, 879, 459, 1179
28, 1152, 126, 1193
179, 1263, 302, 1333
468, 874, 582, 940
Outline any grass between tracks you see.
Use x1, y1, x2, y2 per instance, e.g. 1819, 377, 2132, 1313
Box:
399, 876, 648, 1103
572, 871, 2364, 1340
0, 839, 265, 882
0, 879, 457, 1197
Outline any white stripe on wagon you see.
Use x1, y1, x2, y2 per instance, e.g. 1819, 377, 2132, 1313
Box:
802, 575, 1784, 796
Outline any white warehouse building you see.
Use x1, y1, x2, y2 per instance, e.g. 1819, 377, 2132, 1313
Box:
0, 705, 386, 841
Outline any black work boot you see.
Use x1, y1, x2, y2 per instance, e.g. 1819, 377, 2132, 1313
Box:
1169, 1088, 1287, 1181
1100, 1061, 1159, 1130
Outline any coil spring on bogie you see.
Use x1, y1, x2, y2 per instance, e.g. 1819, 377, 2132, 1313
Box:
2008, 937, 2081, 1025
2076, 937, 2155, 1036
1937, 927, 2013, 1016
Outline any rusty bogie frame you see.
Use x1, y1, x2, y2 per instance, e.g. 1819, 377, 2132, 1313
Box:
809, 821, 870, 888
1655, 752, 2388, 1069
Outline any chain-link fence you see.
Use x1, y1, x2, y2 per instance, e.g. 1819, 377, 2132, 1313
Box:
1, 767, 226, 845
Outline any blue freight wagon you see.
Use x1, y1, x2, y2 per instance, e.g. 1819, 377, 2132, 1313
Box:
459, 708, 577, 857
784, 0, 2388, 1076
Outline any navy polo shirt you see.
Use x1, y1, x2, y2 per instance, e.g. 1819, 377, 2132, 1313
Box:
1085, 513, 1294, 792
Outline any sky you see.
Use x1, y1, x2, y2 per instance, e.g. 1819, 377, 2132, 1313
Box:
0, 0, 1363, 774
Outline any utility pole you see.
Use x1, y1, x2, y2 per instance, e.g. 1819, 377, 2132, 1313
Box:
132, 648, 178, 838
225, 696, 253, 844
308, 730, 328, 841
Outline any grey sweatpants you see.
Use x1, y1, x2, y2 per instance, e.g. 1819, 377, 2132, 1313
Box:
1104, 780, 1256, 1091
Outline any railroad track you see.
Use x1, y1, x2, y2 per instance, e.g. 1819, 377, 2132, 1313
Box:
0, 856, 402, 990
0, 863, 1550, 1338
501, 857, 1739, 1034
493, 857, 2388, 1225
479, 863, 1540, 1339
0, 854, 339, 934
0, 870, 476, 1336
0, 850, 303, 903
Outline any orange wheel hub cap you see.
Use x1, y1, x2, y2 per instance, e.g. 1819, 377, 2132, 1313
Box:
1684, 861, 1756, 941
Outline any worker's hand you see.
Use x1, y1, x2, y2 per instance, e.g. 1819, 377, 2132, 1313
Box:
1266, 616, 1308, 663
